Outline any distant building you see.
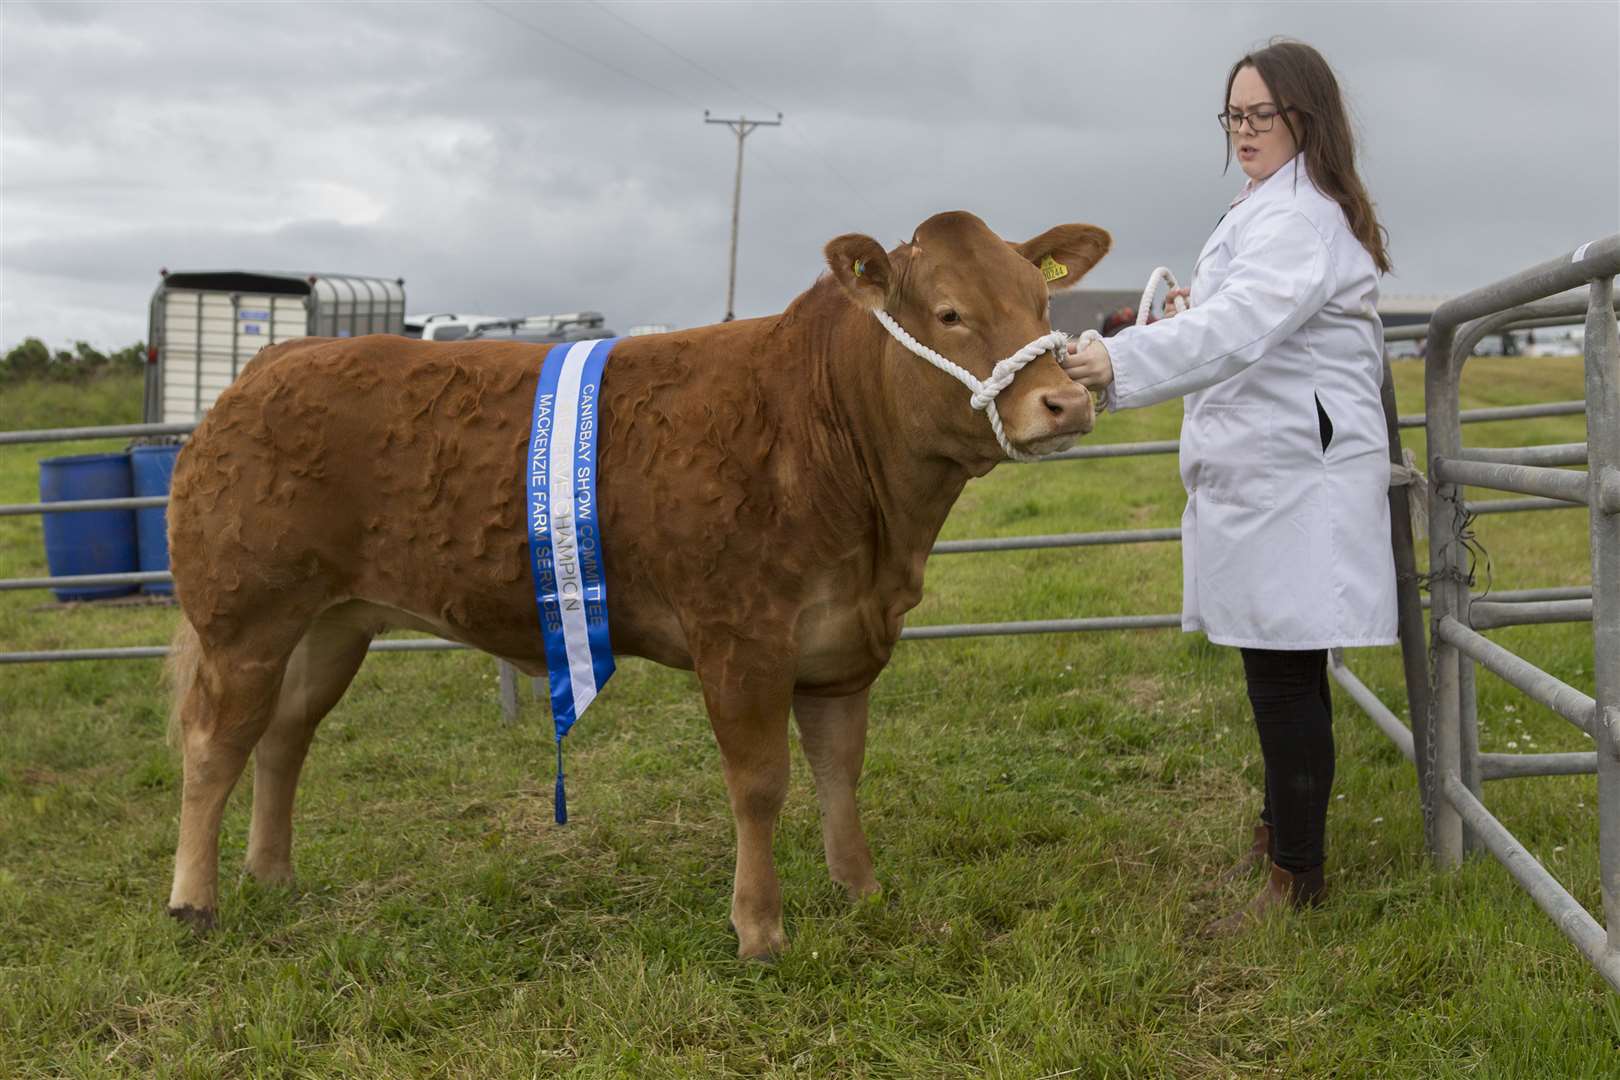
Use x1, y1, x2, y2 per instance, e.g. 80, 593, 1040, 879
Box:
1378, 294, 1451, 331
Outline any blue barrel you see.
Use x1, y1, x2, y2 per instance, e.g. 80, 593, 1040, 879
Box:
131, 444, 182, 594
39, 452, 138, 602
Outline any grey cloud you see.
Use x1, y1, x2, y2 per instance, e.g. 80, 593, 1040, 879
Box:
2, 0, 1616, 351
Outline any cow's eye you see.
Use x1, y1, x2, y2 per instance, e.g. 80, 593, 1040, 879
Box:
938, 309, 960, 325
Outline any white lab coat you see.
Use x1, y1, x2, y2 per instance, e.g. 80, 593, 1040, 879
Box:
1103, 153, 1397, 649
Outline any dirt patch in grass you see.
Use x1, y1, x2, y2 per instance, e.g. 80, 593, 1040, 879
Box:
15, 763, 120, 787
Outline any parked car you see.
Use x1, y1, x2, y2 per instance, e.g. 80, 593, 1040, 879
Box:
403, 313, 509, 341
466, 312, 616, 344
405, 311, 616, 343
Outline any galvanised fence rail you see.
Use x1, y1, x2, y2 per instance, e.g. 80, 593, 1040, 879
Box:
3, 242, 1617, 991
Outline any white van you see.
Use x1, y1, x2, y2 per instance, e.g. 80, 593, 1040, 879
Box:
406, 311, 617, 344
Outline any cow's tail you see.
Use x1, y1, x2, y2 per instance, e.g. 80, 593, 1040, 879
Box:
165, 615, 203, 750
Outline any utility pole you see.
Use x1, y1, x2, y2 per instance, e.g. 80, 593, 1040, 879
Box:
704, 110, 782, 322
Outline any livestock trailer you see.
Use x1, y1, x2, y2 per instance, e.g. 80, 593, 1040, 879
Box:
143, 269, 406, 423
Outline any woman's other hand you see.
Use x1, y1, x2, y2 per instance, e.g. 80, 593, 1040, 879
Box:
1159, 287, 1191, 319
1062, 337, 1114, 391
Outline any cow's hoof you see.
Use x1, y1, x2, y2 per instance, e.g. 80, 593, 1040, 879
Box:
734, 927, 788, 962
244, 863, 296, 889
840, 878, 882, 903
167, 904, 217, 933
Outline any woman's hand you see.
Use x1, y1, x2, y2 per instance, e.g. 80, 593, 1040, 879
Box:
1062, 337, 1114, 391
1158, 287, 1191, 319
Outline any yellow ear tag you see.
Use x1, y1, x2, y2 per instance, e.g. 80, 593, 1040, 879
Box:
853, 259, 865, 277
1040, 254, 1069, 283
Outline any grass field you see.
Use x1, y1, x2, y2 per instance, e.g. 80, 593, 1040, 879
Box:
2, 362, 1615, 1077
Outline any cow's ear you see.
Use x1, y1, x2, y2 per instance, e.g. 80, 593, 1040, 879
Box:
825, 234, 893, 310
1015, 224, 1112, 292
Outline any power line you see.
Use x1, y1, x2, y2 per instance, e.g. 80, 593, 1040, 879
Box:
472, 0, 844, 218
475, 0, 702, 110
588, 0, 778, 113
584, 0, 878, 216
471, 0, 859, 291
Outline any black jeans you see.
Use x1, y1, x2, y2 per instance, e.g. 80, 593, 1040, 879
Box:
1240, 647, 1335, 873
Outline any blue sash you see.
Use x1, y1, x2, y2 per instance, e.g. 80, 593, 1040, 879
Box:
526, 337, 618, 823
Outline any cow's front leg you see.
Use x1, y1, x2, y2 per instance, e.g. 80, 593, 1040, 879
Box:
696, 651, 794, 961
793, 688, 879, 900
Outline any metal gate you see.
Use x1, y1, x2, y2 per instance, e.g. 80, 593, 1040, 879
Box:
1415, 235, 1619, 991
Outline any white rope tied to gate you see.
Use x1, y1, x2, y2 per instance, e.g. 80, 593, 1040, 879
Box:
1389, 447, 1430, 540
870, 308, 1067, 463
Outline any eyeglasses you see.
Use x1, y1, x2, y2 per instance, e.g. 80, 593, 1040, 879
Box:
1217, 106, 1290, 134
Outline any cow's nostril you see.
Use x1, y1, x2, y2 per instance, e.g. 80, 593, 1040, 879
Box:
1040, 389, 1079, 420
1036, 387, 1093, 436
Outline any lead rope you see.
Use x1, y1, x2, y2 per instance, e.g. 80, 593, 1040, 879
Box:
1138, 265, 1190, 325
1080, 265, 1190, 412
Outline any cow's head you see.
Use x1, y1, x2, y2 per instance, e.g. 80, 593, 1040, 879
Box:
826, 211, 1110, 464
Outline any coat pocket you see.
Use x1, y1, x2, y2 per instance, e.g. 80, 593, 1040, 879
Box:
1315, 393, 1334, 453
1191, 403, 1275, 510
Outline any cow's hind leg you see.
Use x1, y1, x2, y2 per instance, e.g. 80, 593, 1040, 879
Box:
793, 688, 880, 900
166, 617, 303, 930
244, 607, 375, 887
696, 651, 795, 960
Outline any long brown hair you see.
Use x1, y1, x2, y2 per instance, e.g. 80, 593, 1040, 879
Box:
1225, 39, 1392, 274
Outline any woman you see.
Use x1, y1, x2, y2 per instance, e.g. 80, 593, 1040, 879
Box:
1063, 39, 1397, 933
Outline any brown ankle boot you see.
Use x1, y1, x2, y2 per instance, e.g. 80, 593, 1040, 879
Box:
1201, 862, 1326, 938
1219, 822, 1273, 882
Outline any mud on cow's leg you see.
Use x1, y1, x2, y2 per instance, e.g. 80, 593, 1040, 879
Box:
793, 688, 880, 900
695, 646, 796, 961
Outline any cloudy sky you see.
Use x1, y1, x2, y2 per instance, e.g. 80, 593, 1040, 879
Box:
2, 0, 1617, 351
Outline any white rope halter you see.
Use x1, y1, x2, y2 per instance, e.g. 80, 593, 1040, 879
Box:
868, 266, 1189, 461
870, 309, 1069, 463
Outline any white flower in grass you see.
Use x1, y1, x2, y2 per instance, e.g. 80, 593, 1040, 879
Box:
1336, 794, 1346, 801
1554, 846, 1566, 854
1506, 741, 1519, 750
1505, 704, 1516, 713
1372, 816, 1385, 825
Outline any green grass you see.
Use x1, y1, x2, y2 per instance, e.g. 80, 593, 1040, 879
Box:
1, 362, 1616, 1077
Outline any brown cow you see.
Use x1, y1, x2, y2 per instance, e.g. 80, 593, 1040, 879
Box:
164, 210, 1110, 958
